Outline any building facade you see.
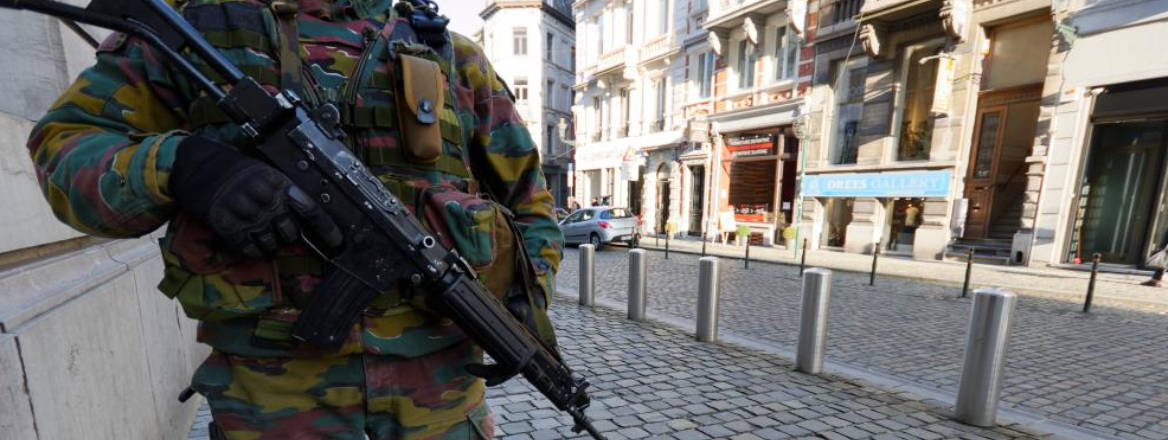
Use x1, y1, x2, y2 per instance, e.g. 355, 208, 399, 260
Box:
571, 0, 689, 234
480, 0, 576, 207
1022, 0, 1168, 268
700, 0, 814, 246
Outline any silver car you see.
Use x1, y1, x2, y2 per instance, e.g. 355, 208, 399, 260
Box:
559, 207, 639, 248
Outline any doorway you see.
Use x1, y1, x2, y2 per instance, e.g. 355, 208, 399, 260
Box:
656, 163, 672, 233
1070, 121, 1168, 265
963, 87, 1041, 240
689, 165, 705, 235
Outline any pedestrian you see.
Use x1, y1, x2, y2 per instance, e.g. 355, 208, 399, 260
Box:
591, 197, 599, 206
25, 1, 564, 438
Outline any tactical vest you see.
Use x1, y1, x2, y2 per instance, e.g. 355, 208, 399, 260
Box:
155, 0, 555, 357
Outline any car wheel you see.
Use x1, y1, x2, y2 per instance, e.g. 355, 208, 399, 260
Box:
589, 233, 602, 249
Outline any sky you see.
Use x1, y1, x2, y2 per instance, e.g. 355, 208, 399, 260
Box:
435, 0, 486, 37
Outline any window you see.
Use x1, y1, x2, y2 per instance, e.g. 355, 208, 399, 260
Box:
897, 47, 941, 161
658, 0, 669, 36
514, 78, 529, 101
626, 4, 634, 44
571, 47, 576, 71
513, 27, 527, 55
737, 40, 757, 89
592, 96, 603, 141
546, 32, 554, 60
546, 80, 555, 106
774, 26, 799, 80
619, 87, 631, 136
546, 124, 555, 155
597, 15, 605, 55
653, 78, 667, 132
829, 60, 864, 164
696, 51, 714, 98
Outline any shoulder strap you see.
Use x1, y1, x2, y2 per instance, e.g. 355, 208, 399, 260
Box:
269, 0, 302, 94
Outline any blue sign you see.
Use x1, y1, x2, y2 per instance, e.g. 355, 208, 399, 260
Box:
802, 169, 952, 198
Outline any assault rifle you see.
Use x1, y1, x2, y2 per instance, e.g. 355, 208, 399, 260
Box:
0, 0, 604, 437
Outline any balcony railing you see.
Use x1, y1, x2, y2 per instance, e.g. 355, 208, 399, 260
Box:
596, 47, 627, 72
640, 34, 676, 62
708, 0, 766, 23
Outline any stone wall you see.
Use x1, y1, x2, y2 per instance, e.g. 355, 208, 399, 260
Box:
0, 7, 207, 440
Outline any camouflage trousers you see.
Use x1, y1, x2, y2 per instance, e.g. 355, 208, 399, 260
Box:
192, 339, 493, 440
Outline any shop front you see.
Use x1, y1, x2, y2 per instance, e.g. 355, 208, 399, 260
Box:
713, 128, 799, 246
803, 169, 952, 255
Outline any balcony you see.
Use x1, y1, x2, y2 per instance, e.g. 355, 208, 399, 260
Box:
706, 0, 786, 31
595, 46, 638, 78
639, 34, 679, 63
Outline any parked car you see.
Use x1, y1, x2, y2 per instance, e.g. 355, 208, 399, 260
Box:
559, 207, 639, 248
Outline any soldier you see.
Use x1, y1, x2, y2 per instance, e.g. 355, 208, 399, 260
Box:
26, 0, 564, 438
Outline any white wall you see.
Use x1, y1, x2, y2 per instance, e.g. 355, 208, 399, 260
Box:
0, 8, 206, 440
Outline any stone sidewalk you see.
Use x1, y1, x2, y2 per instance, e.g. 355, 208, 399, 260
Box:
188, 299, 1049, 440
559, 247, 1168, 439
632, 237, 1168, 314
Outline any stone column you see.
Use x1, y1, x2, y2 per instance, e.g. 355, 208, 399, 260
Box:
845, 198, 884, 254
913, 198, 953, 260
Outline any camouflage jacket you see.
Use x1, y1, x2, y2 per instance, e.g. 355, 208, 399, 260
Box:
27, 0, 563, 357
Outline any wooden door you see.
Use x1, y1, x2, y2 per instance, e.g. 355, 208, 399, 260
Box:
964, 106, 1007, 239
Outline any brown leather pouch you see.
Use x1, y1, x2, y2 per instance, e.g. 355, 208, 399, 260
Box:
396, 54, 444, 164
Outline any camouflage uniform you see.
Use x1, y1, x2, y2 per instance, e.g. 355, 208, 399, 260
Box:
27, 0, 563, 437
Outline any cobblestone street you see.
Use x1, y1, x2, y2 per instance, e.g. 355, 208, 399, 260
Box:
189, 299, 1048, 440
557, 247, 1168, 439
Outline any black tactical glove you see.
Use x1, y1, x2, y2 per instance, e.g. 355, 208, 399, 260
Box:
170, 135, 344, 258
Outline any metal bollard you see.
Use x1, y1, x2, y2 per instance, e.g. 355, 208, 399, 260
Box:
628, 249, 647, 321
955, 288, 1018, 427
695, 257, 720, 342
1083, 253, 1101, 313
702, 235, 707, 256
961, 248, 974, 298
744, 238, 751, 269
796, 268, 833, 374
800, 238, 809, 276
869, 243, 880, 286
665, 232, 671, 259
579, 244, 595, 307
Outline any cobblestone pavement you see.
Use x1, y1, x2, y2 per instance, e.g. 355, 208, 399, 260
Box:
190, 300, 1046, 440
558, 247, 1168, 439
634, 237, 1168, 313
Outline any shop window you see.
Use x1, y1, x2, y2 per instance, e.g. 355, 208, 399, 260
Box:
822, 198, 854, 248
729, 160, 776, 223
897, 47, 941, 161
